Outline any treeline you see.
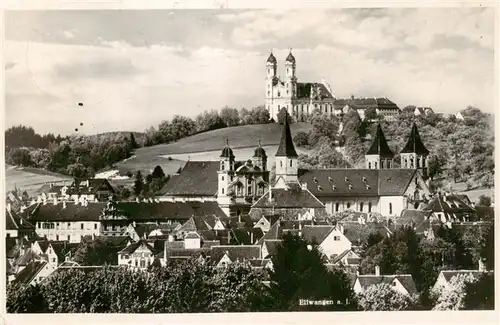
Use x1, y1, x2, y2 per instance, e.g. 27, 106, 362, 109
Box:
5, 125, 65, 151
143, 106, 270, 147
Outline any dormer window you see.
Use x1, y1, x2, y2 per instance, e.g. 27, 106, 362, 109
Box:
349, 184, 353, 190
366, 184, 371, 190
362, 177, 367, 183
328, 177, 333, 182
332, 185, 336, 191
313, 177, 318, 183
344, 177, 349, 182
318, 185, 323, 191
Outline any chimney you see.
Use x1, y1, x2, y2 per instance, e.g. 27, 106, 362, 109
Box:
20, 218, 23, 225
133, 221, 136, 228
6, 203, 11, 212
375, 265, 380, 276
250, 231, 254, 244
164, 240, 167, 263
168, 234, 174, 242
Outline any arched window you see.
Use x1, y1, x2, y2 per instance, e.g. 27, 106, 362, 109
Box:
389, 203, 393, 215
360, 202, 364, 212
335, 203, 340, 212
347, 202, 351, 209
368, 202, 372, 213
290, 160, 293, 167
387, 161, 391, 168
222, 188, 225, 194
368, 162, 372, 169
374, 161, 378, 169
280, 160, 283, 168
221, 161, 224, 170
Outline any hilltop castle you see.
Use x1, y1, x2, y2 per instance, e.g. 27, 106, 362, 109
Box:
265, 51, 400, 121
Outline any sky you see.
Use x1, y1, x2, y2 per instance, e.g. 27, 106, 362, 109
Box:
4, 8, 495, 135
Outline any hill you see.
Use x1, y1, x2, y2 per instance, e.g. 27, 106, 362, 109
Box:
5, 165, 73, 197
112, 123, 313, 177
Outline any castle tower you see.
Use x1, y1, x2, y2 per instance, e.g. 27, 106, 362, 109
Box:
217, 140, 235, 216
252, 140, 267, 171
400, 123, 430, 177
274, 113, 298, 188
265, 52, 278, 119
365, 123, 394, 169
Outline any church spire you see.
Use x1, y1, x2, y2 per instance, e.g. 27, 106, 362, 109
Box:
275, 113, 298, 157
366, 123, 393, 158
401, 123, 429, 155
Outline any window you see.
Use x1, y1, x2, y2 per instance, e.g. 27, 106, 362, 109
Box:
360, 202, 364, 212
222, 188, 225, 194
387, 161, 391, 168
56, 222, 59, 227
368, 202, 372, 213
392, 282, 397, 287
335, 203, 340, 212
280, 161, 283, 167
67, 222, 71, 228
221, 162, 225, 170
52, 258, 56, 263
347, 203, 351, 209
81, 223, 84, 230
56, 235, 59, 241
37, 223, 40, 229
278, 92, 281, 97
135, 260, 138, 267
333, 236, 341, 241
389, 203, 393, 215
221, 176, 224, 181
67, 235, 70, 241
290, 160, 293, 167
267, 91, 270, 96
6, 233, 10, 238
374, 162, 378, 169
417, 158, 420, 168
368, 162, 371, 169
94, 224, 97, 230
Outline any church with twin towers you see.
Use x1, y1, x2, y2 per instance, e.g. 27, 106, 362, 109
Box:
265, 50, 400, 122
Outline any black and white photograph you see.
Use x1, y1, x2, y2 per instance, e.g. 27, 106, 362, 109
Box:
2, 2, 496, 318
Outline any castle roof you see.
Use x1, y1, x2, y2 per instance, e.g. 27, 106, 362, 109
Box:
253, 142, 267, 158
400, 123, 429, 155
366, 124, 394, 158
275, 114, 298, 157
220, 145, 235, 159
296, 83, 335, 100
286, 51, 296, 63
159, 161, 219, 196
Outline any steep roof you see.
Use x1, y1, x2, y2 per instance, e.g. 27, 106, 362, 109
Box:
302, 225, 335, 245
115, 201, 225, 221
356, 274, 417, 295
440, 270, 492, 283
158, 161, 219, 196
341, 222, 392, 246
263, 240, 282, 258
210, 245, 261, 264
296, 83, 335, 100
118, 240, 157, 255
229, 228, 264, 245
424, 194, 476, 213
286, 51, 296, 63
299, 169, 417, 197
252, 186, 325, 209
366, 124, 394, 158
31, 202, 106, 222
275, 115, 298, 157
6, 209, 34, 230
400, 123, 429, 155
15, 260, 48, 284
267, 52, 277, 64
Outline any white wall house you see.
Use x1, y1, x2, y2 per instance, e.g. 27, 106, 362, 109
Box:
118, 240, 157, 270
301, 225, 352, 261
353, 267, 417, 297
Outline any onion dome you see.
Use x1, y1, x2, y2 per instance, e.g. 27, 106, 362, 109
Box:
220, 139, 235, 159
253, 141, 267, 158
286, 51, 296, 63
267, 52, 277, 64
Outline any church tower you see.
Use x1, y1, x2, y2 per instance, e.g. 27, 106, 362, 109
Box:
400, 123, 430, 177
265, 52, 277, 119
365, 123, 394, 169
274, 113, 298, 188
217, 140, 235, 216
252, 140, 267, 171
284, 50, 297, 101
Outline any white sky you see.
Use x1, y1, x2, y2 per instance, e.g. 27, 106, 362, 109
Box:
4, 8, 495, 135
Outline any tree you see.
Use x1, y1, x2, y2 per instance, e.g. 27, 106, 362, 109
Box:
152, 165, 165, 179
66, 163, 90, 178
364, 107, 378, 121
479, 224, 494, 270
427, 154, 447, 180
129, 133, 138, 149
29, 148, 52, 169
220, 106, 240, 127
7, 148, 33, 167
293, 131, 309, 147
463, 273, 494, 310
433, 273, 477, 310
268, 233, 356, 311
477, 195, 491, 207
6, 283, 47, 313
356, 283, 418, 311
134, 171, 143, 196
277, 108, 293, 125
72, 238, 122, 266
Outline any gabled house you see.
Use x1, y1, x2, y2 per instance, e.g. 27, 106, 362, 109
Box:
13, 260, 52, 286
354, 266, 417, 297
117, 239, 159, 270
253, 214, 281, 233
69, 178, 116, 202
261, 239, 282, 259
414, 107, 434, 117
330, 249, 361, 268
422, 193, 476, 223
432, 261, 493, 293
5, 206, 35, 239
210, 245, 261, 267
301, 225, 352, 262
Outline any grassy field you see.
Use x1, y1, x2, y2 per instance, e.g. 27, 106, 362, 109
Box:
5, 166, 73, 197
114, 123, 313, 176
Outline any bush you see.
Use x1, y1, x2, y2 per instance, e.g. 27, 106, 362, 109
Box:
293, 131, 309, 147
477, 195, 492, 207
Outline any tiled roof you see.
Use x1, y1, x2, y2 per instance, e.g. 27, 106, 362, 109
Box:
70, 178, 116, 195
165, 241, 185, 250
341, 222, 391, 246
400, 123, 429, 155
263, 240, 282, 258
158, 161, 219, 196
210, 245, 261, 264
166, 248, 210, 258
280, 220, 314, 229
424, 194, 476, 213
185, 232, 201, 239
267, 52, 277, 63
275, 115, 298, 157
220, 145, 235, 159
357, 274, 417, 295
118, 240, 157, 255
6, 209, 35, 230
296, 83, 335, 100
95, 235, 133, 248
49, 242, 79, 261
378, 169, 417, 196
15, 248, 42, 267
31, 202, 106, 222
116, 201, 225, 221
257, 221, 283, 245
201, 240, 221, 248
440, 270, 492, 283
229, 228, 264, 245
301, 225, 335, 245
398, 209, 432, 227
366, 124, 394, 158
252, 186, 325, 209
15, 260, 47, 284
